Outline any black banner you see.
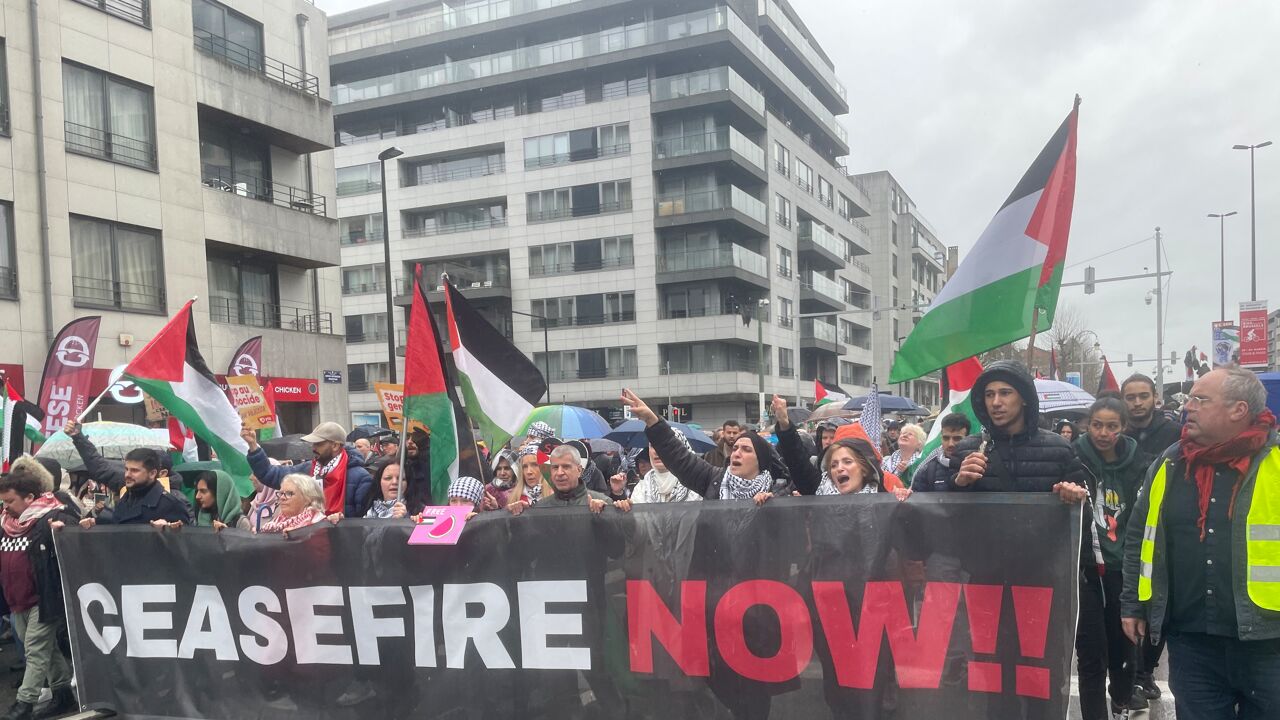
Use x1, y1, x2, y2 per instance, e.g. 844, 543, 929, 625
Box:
56, 495, 1080, 720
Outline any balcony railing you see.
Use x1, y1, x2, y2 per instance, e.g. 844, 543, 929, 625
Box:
653, 128, 765, 170
403, 215, 507, 237
536, 310, 635, 329
848, 257, 872, 274
527, 199, 631, 223
210, 297, 334, 334
545, 366, 638, 381
662, 357, 763, 375
346, 330, 389, 344
651, 66, 765, 117
64, 121, 156, 171
529, 255, 634, 277
774, 160, 790, 177
342, 279, 386, 295
341, 230, 384, 246
778, 315, 794, 329
799, 221, 842, 258
0, 266, 15, 298
656, 245, 769, 278
334, 6, 730, 104
795, 176, 813, 195
406, 159, 506, 185
525, 143, 629, 170
758, 0, 846, 101
655, 186, 767, 226
801, 318, 837, 344
775, 212, 792, 229
819, 192, 834, 210
337, 179, 382, 197
801, 272, 843, 304
202, 166, 327, 216
72, 276, 165, 313
329, 0, 584, 55
194, 29, 319, 96
399, 269, 511, 294
660, 304, 768, 322
777, 263, 792, 278
73, 0, 148, 26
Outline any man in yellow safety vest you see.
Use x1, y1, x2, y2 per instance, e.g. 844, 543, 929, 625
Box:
1121, 367, 1280, 720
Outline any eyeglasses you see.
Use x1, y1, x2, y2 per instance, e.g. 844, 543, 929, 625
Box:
1185, 395, 1214, 408
278, 490, 297, 499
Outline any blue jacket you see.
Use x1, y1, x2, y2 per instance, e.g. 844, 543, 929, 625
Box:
246, 446, 373, 518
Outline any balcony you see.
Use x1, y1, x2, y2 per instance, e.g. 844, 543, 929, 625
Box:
545, 366, 639, 382
757, 0, 847, 111
650, 67, 766, 127
201, 166, 327, 216
72, 277, 165, 314
527, 199, 631, 224
346, 329, 389, 344
64, 121, 156, 171
342, 279, 385, 296
800, 318, 842, 354
525, 143, 629, 170
403, 215, 507, 238
209, 297, 334, 334
655, 186, 768, 235
655, 245, 769, 289
329, 0, 585, 56
406, 159, 506, 185
341, 230, 384, 246
800, 272, 844, 312
798, 220, 844, 269
394, 268, 512, 305
535, 310, 636, 329
913, 240, 948, 271
653, 127, 766, 180
337, 179, 381, 197
529, 254, 634, 277
195, 30, 318, 96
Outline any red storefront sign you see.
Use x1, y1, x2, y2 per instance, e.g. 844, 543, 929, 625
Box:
89, 369, 320, 405
0, 364, 24, 396
1239, 301, 1269, 368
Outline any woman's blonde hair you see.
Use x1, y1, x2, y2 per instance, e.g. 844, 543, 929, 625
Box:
898, 424, 926, 445
281, 473, 325, 512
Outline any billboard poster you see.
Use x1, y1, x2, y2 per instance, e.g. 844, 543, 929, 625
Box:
1239, 301, 1269, 368
1212, 321, 1239, 368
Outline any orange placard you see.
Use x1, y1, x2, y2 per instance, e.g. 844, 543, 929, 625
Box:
375, 382, 404, 430
226, 375, 276, 431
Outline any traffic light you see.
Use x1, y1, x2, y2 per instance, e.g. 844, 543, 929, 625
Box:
1127, 353, 1133, 367
1084, 266, 1096, 294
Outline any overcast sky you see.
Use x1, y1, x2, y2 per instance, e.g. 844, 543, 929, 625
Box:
317, 0, 1280, 380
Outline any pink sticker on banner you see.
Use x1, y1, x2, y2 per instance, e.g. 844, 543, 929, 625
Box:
408, 506, 471, 545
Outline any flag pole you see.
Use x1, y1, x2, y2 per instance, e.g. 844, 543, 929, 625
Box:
396, 271, 418, 505
1025, 306, 1041, 369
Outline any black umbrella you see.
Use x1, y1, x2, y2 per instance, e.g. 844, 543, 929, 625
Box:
261, 434, 313, 464
787, 407, 812, 424
842, 394, 930, 416
347, 424, 392, 442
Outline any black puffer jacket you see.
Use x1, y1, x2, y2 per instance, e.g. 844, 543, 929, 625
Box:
645, 420, 793, 499
951, 360, 1089, 493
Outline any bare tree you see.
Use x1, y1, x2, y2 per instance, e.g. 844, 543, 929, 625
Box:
1044, 303, 1103, 381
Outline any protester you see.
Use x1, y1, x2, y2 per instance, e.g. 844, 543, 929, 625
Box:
1075, 396, 1147, 715
256, 474, 340, 534
1054, 418, 1076, 441
623, 389, 791, 504
353, 438, 373, 461
1122, 373, 1182, 462
79, 448, 190, 529
400, 428, 433, 513
604, 472, 630, 503
566, 439, 608, 494
881, 418, 901, 455
509, 444, 545, 514
193, 470, 243, 530
522, 420, 556, 448
446, 476, 484, 519
360, 461, 407, 519
628, 427, 703, 504
772, 395, 902, 497
812, 422, 837, 466
0, 459, 80, 720
911, 412, 972, 492
951, 361, 1103, 720
245, 474, 279, 532
881, 423, 924, 476
702, 420, 742, 469
481, 450, 527, 512
62, 420, 125, 493
378, 434, 400, 459
529, 445, 622, 512
1121, 368, 1280, 720
242, 422, 372, 518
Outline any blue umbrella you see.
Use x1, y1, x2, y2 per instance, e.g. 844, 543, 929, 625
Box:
842, 393, 928, 415
606, 419, 716, 452
517, 405, 613, 439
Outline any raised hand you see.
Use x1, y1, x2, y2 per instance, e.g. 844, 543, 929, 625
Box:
621, 388, 659, 426
956, 452, 987, 487
241, 424, 260, 452
64, 420, 82, 437
770, 395, 790, 430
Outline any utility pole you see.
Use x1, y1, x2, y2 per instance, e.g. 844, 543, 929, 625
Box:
1155, 227, 1164, 402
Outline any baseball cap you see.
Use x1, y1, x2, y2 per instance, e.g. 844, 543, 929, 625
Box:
301, 421, 346, 444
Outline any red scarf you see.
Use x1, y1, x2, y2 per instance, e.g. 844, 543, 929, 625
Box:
1180, 409, 1275, 541
314, 449, 350, 515
1, 493, 63, 538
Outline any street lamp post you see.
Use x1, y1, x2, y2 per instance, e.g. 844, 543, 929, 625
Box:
506, 308, 552, 403
1076, 329, 1101, 383
757, 298, 770, 426
1207, 211, 1238, 320
377, 146, 404, 383
1232, 141, 1272, 301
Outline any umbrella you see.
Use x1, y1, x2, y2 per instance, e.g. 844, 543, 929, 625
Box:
1036, 379, 1096, 417
606, 419, 716, 453
787, 407, 812, 425
37, 422, 170, 470
347, 424, 392, 442
261, 433, 313, 464
517, 405, 613, 440
842, 394, 929, 416
807, 403, 859, 422
587, 438, 624, 455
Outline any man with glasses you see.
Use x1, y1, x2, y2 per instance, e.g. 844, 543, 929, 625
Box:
1121, 368, 1280, 720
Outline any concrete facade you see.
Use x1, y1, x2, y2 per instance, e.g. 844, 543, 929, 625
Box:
330, 0, 877, 427
0, 0, 347, 427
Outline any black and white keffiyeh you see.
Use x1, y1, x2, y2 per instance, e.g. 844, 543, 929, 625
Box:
815, 473, 879, 495
720, 469, 774, 500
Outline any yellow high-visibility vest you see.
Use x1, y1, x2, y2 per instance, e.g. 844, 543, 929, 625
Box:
1138, 447, 1280, 612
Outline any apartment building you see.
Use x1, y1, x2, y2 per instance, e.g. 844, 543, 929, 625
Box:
330, 0, 876, 426
0, 0, 346, 428
855, 170, 950, 411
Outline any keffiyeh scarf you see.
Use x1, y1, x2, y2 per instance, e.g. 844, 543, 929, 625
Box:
719, 469, 774, 500
1, 493, 64, 537
815, 473, 879, 496
641, 469, 692, 503
259, 507, 325, 534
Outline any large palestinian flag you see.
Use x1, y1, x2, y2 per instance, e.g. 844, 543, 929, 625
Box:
814, 379, 850, 408
404, 265, 485, 502
892, 99, 1080, 383
908, 357, 984, 481
445, 280, 546, 448
121, 301, 253, 494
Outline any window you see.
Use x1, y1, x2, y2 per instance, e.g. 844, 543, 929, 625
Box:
772, 141, 790, 176
207, 256, 276, 327
840, 361, 857, 386
777, 245, 792, 278
0, 202, 14, 298
193, 0, 264, 74
404, 149, 505, 186
778, 297, 793, 328
200, 119, 270, 196
0, 42, 9, 136
345, 313, 388, 343
818, 176, 833, 208
71, 216, 164, 312
527, 188, 570, 221
530, 235, 635, 275
75, 0, 149, 27
774, 194, 792, 229
62, 63, 156, 170
342, 264, 385, 295
661, 342, 763, 374
795, 160, 813, 194
340, 214, 383, 245
337, 163, 381, 196
838, 193, 855, 220
532, 292, 634, 327
891, 253, 898, 278
892, 285, 899, 307
598, 123, 630, 153
348, 362, 390, 391
527, 181, 631, 222
779, 348, 795, 378
600, 180, 632, 212
533, 347, 637, 380
405, 202, 506, 236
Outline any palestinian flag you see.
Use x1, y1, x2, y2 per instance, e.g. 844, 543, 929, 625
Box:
3, 379, 45, 472
445, 280, 547, 448
891, 98, 1079, 382
1098, 355, 1120, 394
405, 265, 485, 503
908, 357, 984, 480
1049, 347, 1061, 381
814, 379, 851, 408
121, 301, 253, 495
